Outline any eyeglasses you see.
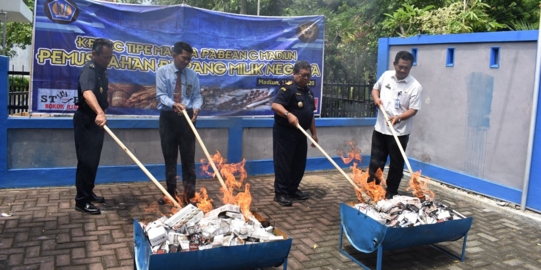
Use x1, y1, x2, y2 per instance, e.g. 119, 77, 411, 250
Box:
296, 73, 311, 79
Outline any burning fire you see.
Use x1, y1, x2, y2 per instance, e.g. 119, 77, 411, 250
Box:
337, 140, 362, 164
191, 187, 214, 213
200, 151, 252, 219
338, 140, 435, 204
351, 164, 387, 204
201, 151, 247, 189
407, 171, 435, 201
145, 151, 252, 220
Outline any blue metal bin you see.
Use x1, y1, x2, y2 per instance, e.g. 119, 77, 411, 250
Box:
134, 213, 293, 270
339, 202, 473, 270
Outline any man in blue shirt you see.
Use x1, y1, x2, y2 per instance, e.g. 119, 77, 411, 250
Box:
156, 41, 203, 205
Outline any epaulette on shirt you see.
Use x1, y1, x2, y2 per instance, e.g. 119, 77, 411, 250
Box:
285, 81, 293, 85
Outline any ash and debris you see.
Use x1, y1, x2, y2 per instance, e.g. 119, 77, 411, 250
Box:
140, 204, 283, 254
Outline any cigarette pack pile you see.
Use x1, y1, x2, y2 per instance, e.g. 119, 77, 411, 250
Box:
353, 195, 465, 227
140, 204, 284, 254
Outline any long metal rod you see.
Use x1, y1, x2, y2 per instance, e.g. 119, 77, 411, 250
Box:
296, 124, 361, 190
181, 110, 228, 191
257, 0, 260, 16
103, 126, 182, 209
520, 12, 541, 211
2, 11, 6, 55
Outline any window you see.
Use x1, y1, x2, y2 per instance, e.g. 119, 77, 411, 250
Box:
446, 47, 455, 67
411, 48, 418, 66
490, 47, 500, 68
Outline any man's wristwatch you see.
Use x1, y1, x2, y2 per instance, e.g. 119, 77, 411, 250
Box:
284, 111, 289, 118
397, 116, 402, 123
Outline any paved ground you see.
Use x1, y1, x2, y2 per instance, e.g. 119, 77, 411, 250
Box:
0, 169, 540, 270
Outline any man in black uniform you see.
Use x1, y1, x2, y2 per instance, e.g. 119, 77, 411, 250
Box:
73, 38, 114, 215
271, 60, 318, 206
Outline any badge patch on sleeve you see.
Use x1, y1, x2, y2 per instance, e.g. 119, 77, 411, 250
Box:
281, 87, 286, 91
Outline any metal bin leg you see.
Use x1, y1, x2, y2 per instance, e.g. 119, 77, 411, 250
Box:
338, 223, 371, 270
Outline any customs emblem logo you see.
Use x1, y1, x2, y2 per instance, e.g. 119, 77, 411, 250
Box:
296, 21, 319, 43
44, 0, 79, 24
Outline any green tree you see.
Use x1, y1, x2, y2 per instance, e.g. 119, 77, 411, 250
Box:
485, 0, 540, 30
419, 2, 464, 34
382, 4, 435, 37
456, 0, 507, 32
384, 0, 507, 36
4, 0, 34, 57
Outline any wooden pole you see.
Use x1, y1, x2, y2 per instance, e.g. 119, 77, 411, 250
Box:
377, 105, 414, 176
296, 124, 361, 190
180, 110, 228, 191
103, 126, 182, 209
377, 105, 425, 200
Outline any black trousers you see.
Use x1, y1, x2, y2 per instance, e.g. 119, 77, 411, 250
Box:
273, 124, 308, 196
368, 130, 409, 195
159, 110, 196, 200
73, 110, 104, 204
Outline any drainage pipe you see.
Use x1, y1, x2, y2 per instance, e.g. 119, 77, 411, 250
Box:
521, 16, 541, 211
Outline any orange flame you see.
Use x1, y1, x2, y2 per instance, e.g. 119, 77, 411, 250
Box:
339, 140, 435, 204
235, 184, 253, 220
337, 141, 362, 165
191, 187, 214, 213
200, 151, 252, 220
407, 171, 434, 201
201, 151, 248, 189
338, 140, 385, 204
351, 164, 387, 203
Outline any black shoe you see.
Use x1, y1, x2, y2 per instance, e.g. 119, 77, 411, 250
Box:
157, 195, 167, 205
75, 202, 101, 215
289, 190, 309, 200
385, 192, 397, 200
157, 192, 179, 205
91, 193, 105, 203
274, 194, 292, 206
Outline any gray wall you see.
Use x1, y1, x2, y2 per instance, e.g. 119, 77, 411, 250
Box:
390, 42, 536, 189
10, 126, 374, 169
242, 126, 374, 160
9, 128, 228, 168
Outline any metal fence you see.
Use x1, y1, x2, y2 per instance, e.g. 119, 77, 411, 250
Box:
320, 82, 376, 118
8, 91, 29, 115
8, 69, 30, 115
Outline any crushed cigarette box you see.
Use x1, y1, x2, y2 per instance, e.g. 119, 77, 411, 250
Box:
147, 226, 168, 246
164, 204, 201, 228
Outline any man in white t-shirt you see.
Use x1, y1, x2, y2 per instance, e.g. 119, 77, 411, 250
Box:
369, 51, 422, 199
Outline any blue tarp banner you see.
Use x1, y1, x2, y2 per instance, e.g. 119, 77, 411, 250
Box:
31, 0, 324, 116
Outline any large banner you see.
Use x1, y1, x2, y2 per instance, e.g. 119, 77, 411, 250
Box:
31, 0, 324, 117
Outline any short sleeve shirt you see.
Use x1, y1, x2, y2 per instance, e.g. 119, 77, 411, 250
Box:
76, 60, 109, 113
373, 70, 422, 136
273, 81, 316, 130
